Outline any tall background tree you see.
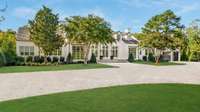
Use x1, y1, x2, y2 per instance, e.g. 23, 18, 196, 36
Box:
0, 31, 16, 66
64, 14, 114, 64
29, 6, 64, 62
141, 10, 184, 64
186, 19, 200, 61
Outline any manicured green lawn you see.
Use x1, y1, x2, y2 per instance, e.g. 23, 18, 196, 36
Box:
0, 64, 113, 73
134, 60, 185, 66
0, 84, 200, 112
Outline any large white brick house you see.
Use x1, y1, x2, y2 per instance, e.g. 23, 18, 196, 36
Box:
16, 26, 180, 62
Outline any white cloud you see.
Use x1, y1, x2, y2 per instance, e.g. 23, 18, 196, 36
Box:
176, 3, 200, 15
13, 7, 36, 19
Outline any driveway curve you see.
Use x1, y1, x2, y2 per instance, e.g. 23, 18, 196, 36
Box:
0, 62, 200, 102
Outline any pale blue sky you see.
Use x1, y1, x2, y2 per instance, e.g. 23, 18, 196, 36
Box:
0, 0, 200, 32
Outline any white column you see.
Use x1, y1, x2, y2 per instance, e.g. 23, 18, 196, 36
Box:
178, 50, 181, 62
170, 51, 174, 62
97, 44, 100, 59
136, 47, 139, 60
108, 44, 111, 59
147, 48, 149, 61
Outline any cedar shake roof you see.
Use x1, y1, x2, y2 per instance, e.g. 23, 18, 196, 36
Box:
16, 26, 31, 41
115, 31, 139, 44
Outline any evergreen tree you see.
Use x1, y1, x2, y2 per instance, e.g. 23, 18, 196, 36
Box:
29, 6, 64, 63
128, 53, 134, 62
90, 53, 97, 64
186, 20, 200, 61
0, 31, 16, 66
66, 53, 73, 64
141, 10, 184, 64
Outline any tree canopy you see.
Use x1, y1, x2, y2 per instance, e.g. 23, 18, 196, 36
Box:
141, 10, 185, 63
0, 31, 16, 66
186, 19, 200, 61
64, 14, 114, 64
29, 6, 64, 58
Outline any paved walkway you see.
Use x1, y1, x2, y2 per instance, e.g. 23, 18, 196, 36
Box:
0, 62, 200, 102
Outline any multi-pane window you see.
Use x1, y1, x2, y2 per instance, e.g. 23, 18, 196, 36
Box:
111, 46, 118, 57
145, 49, 148, 55
19, 46, 24, 55
30, 47, 34, 55
19, 46, 34, 56
91, 45, 98, 57
72, 46, 84, 60
51, 49, 62, 56
100, 45, 108, 57
129, 47, 136, 58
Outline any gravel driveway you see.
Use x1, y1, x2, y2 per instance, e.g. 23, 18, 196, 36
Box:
0, 62, 200, 102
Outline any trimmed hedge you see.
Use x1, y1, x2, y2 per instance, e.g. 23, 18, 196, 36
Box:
148, 53, 155, 62
143, 56, 147, 61
66, 53, 73, 64
189, 52, 200, 62
34, 56, 40, 63
26, 56, 33, 63
128, 53, 134, 62
47, 57, 52, 63
53, 57, 59, 63
90, 53, 97, 63
60, 57, 65, 63
15, 56, 25, 66
39, 56, 45, 63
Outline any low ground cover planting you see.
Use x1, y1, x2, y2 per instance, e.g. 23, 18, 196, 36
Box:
0, 64, 113, 73
133, 60, 185, 66
0, 84, 200, 112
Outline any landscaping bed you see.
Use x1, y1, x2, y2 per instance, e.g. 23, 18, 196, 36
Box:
0, 64, 113, 73
133, 60, 185, 66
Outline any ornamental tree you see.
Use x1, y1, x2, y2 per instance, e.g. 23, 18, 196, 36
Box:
0, 31, 16, 66
141, 10, 185, 64
186, 19, 200, 61
29, 6, 64, 62
64, 14, 114, 64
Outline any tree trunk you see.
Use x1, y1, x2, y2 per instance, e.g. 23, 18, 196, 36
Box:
38, 47, 41, 56
155, 55, 161, 64
155, 49, 162, 64
44, 55, 48, 64
84, 44, 91, 64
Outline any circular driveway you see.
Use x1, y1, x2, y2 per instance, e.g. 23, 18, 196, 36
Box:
0, 62, 200, 101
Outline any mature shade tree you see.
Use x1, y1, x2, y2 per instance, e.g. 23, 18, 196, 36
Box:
64, 14, 114, 64
186, 19, 200, 61
29, 6, 64, 63
141, 10, 184, 64
0, 31, 16, 66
